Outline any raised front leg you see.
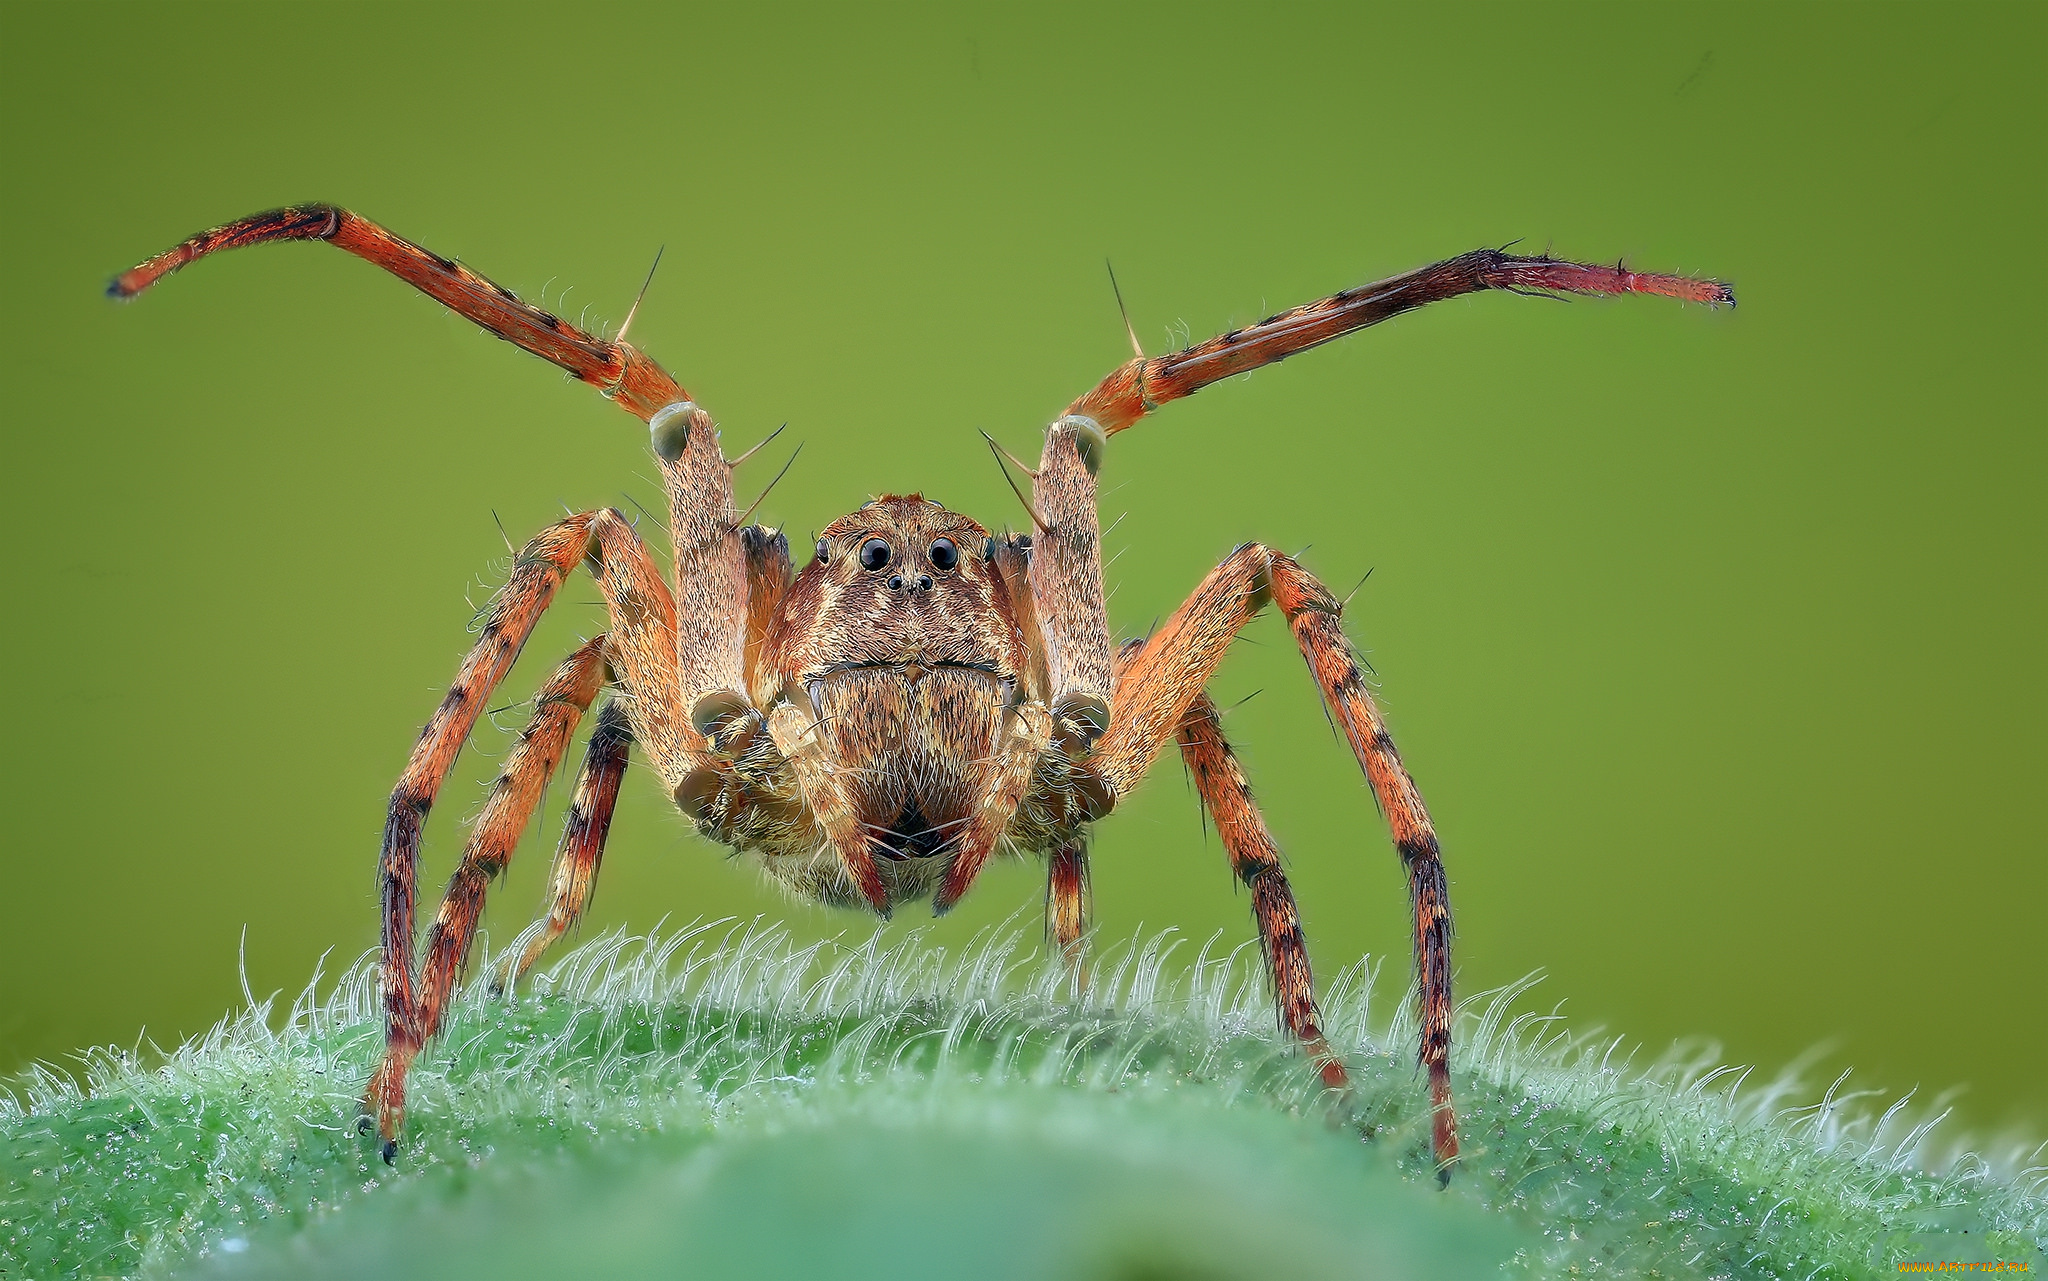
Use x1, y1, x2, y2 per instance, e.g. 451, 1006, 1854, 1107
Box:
111, 205, 691, 416
1025, 242, 1732, 823
111, 205, 754, 798
1062, 248, 1733, 434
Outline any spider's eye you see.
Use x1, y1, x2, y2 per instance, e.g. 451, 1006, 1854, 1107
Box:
928, 538, 959, 572
859, 538, 892, 571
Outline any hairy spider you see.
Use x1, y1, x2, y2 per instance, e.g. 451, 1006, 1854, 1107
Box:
112, 206, 1732, 1180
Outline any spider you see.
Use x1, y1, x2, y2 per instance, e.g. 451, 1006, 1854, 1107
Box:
112, 206, 1731, 1180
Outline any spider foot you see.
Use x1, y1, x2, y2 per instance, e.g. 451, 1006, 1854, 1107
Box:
362, 1039, 416, 1162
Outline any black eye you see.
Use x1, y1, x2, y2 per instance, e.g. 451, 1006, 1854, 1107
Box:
859, 538, 891, 571
928, 538, 959, 571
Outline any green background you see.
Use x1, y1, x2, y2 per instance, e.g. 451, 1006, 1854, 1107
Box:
2, 3, 2040, 1140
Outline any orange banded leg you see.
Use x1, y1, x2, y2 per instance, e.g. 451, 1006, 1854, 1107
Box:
492, 700, 634, 997
367, 512, 703, 1158
1024, 247, 1730, 811
414, 640, 607, 1038
112, 206, 750, 766
110, 205, 689, 419
1175, 692, 1347, 1093
1064, 248, 1734, 434
1268, 559, 1456, 1178
370, 516, 592, 1136
366, 630, 606, 1158
1084, 544, 1459, 1176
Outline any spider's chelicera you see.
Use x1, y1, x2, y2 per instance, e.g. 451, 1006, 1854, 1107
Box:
112, 206, 1733, 1180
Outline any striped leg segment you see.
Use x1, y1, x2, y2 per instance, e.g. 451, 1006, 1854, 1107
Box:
111, 204, 751, 768
1175, 692, 1346, 1092
1023, 249, 1729, 833
109, 205, 690, 420
412, 637, 608, 1044
1064, 248, 1734, 435
1082, 543, 1459, 1175
492, 700, 634, 996
371, 515, 593, 1127
365, 510, 701, 1159
1268, 558, 1457, 1176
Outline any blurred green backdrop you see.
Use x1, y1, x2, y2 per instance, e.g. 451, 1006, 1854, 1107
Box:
1, 3, 2040, 1139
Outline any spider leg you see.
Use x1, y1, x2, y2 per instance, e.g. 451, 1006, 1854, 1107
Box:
110, 205, 689, 419
1021, 246, 1729, 783
1176, 690, 1347, 1092
1024, 417, 1116, 767
413, 638, 609, 1042
1041, 631, 1147, 970
491, 700, 634, 996
1063, 249, 1733, 434
367, 511, 722, 1157
741, 525, 794, 707
113, 206, 753, 738
582, 510, 691, 787
1077, 544, 1458, 1176
367, 632, 606, 1156
374, 516, 591, 1083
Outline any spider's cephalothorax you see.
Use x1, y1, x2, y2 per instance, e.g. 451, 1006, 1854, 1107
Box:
733, 495, 1041, 910
112, 206, 1733, 1179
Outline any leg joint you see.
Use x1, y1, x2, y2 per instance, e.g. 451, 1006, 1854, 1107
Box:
1218, 542, 1278, 613
1238, 855, 1286, 891
1396, 832, 1442, 866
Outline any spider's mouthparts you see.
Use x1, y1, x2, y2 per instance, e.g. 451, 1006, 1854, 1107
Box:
874, 799, 951, 862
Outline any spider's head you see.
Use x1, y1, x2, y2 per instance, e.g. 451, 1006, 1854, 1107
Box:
765, 494, 1027, 683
